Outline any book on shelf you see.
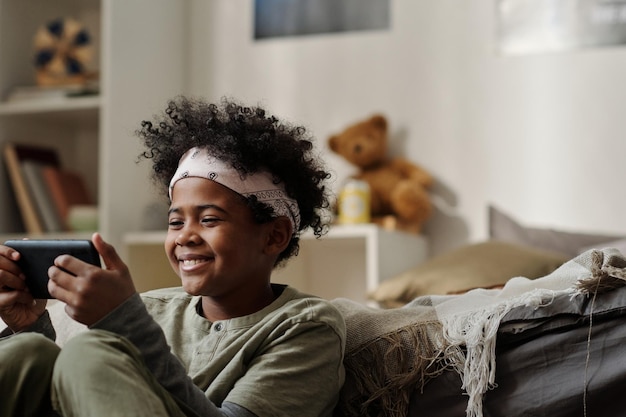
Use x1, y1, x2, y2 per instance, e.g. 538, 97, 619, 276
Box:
3, 142, 60, 233
41, 166, 93, 230
3, 142, 93, 233
21, 160, 65, 232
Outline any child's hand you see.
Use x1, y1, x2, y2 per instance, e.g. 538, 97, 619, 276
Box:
0, 244, 47, 332
48, 232, 137, 326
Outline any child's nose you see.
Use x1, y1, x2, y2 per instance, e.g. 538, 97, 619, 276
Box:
175, 226, 202, 246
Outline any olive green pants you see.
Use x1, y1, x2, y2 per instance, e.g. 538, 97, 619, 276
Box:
0, 330, 193, 417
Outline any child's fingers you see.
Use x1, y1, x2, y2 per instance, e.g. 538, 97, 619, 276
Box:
47, 266, 75, 301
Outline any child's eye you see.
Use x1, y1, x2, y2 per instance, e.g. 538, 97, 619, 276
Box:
168, 219, 183, 229
201, 217, 219, 225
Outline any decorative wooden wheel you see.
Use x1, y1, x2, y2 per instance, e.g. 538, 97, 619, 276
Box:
33, 17, 94, 86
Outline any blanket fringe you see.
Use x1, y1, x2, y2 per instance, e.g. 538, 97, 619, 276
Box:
335, 320, 461, 417
441, 289, 557, 417
576, 250, 626, 295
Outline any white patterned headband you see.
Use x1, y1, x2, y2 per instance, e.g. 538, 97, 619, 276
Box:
169, 147, 300, 234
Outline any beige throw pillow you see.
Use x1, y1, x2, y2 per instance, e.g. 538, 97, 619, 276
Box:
369, 240, 569, 308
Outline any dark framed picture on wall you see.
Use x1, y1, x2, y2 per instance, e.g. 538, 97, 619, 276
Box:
254, 0, 390, 40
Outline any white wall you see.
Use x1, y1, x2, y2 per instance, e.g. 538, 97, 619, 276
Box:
188, 0, 626, 256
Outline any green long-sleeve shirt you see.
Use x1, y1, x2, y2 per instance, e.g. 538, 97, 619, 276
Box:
94, 284, 346, 417
1, 284, 346, 417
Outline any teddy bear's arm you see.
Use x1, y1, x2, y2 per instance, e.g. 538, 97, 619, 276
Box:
390, 158, 433, 188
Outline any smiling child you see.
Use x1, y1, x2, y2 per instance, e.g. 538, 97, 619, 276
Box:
0, 96, 346, 417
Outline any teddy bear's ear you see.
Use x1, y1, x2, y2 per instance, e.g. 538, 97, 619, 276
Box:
370, 114, 387, 130
328, 135, 339, 152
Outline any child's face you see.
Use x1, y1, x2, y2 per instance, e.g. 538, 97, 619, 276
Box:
165, 177, 272, 298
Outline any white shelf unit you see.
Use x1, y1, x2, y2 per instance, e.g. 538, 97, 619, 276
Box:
0, 96, 101, 116
273, 224, 428, 304
125, 224, 429, 304
0, 0, 188, 254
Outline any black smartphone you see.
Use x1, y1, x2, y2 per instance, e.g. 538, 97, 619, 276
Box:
4, 239, 101, 299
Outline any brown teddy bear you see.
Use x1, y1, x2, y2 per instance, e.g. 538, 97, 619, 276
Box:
328, 114, 433, 233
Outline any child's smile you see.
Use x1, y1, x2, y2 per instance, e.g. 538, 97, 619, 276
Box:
178, 254, 212, 272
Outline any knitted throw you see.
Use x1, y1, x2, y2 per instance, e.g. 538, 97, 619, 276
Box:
331, 247, 626, 417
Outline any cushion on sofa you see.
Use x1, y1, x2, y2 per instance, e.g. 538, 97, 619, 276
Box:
488, 205, 622, 258
369, 240, 568, 308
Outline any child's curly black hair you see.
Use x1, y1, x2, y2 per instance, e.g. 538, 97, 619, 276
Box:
136, 96, 331, 266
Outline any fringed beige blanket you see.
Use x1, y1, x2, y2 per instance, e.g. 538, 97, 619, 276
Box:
331, 247, 626, 417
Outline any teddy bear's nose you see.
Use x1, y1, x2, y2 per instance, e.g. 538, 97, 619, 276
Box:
354, 144, 362, 154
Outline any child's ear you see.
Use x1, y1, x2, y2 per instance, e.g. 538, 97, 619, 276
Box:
264, 217, 293, 255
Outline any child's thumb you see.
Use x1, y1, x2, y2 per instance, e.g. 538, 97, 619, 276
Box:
91, 232, 124, 271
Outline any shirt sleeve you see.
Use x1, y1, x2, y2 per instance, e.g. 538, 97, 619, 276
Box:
0, 310, 56, 341
90, 293, 256, 417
